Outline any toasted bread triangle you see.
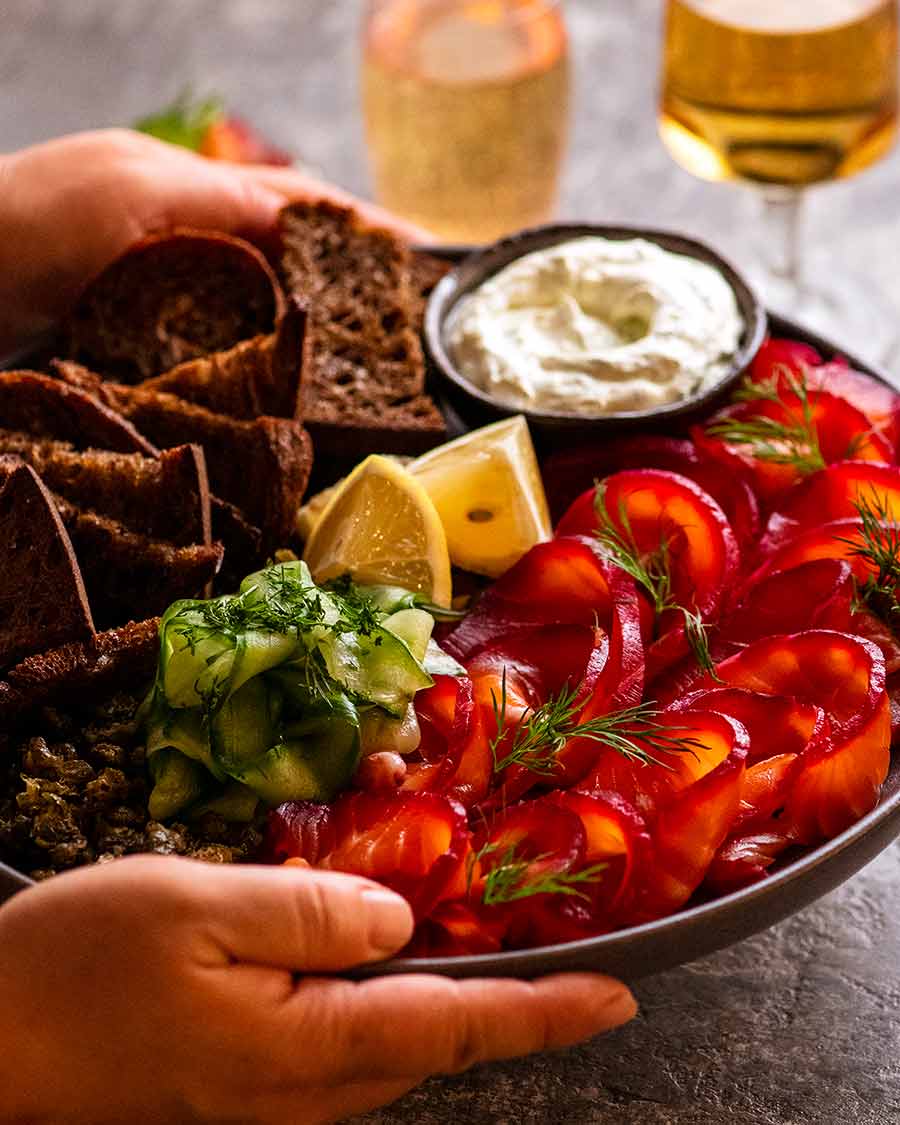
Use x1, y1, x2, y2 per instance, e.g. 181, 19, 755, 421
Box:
66, 229, 285, 382
0, 616, 159, 721
139, 295, 309, 421
0, 434, 212, 548
0, 456, 95, 669
0, 370, 156, 454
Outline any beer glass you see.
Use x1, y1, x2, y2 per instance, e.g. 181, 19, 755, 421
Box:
659, 0, 899, 356
362, 0, 570, 243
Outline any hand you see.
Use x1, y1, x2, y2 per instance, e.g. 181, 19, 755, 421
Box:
0, 128, 431, 354
0, 855, 636, 1124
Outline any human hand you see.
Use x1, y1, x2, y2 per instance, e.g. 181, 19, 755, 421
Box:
0, 855, 636, 1124
0, 128, 430, 354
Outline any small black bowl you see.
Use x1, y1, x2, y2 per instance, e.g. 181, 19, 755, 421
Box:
424, 223, 767, 446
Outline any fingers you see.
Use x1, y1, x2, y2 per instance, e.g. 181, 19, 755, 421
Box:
106, 129, 286, 235
184, 862, 414, 972
292, 971, 637, 1083
232, 163, 435, 243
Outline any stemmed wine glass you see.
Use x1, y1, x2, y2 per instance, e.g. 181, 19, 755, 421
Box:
659, 0, 899, 361
361, 0, 570, 244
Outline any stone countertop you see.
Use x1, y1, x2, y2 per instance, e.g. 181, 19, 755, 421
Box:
2, 2, 899, 1121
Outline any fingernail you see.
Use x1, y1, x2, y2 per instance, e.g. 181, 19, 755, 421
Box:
602, 986, 639, 1028
361, 887, 414, 953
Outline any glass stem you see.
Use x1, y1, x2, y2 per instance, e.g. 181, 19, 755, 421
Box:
759, 186, 805, 300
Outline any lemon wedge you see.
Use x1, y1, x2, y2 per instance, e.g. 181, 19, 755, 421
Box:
303, 454, 452, 607
409, 415, 552, 578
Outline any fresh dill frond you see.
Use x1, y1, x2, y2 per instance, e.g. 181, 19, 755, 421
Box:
475, 843, 608, 906
594, 487, 673, 614
838, 490, 900, 627
707, 369, 826, 474
681, 608, 718, 677
592, 483, 720, 676
167, 565, 389, 717
170, 565, 381, 649
488, 673, 702, 776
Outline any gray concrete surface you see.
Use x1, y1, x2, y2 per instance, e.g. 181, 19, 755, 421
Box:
2, 2, 899, 1121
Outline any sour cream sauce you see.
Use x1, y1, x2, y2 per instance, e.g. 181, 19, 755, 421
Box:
446, 237, 744, 415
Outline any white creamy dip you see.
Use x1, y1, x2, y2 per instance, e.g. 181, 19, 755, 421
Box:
446, 237, 744, 415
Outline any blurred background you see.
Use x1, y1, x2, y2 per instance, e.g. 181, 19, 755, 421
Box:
4, 0, 900, 362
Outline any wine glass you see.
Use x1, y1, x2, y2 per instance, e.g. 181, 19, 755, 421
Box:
361, 0, 570, 244
659, 0, 899, 361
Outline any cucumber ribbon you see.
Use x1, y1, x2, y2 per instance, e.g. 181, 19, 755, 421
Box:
144, 561, 459, 821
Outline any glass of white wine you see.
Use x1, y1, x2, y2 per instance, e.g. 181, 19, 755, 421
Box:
659, 0, 899, 358
361, 0, 570, 244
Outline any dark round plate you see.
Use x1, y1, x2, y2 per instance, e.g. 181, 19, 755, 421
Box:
423, 223, 767, 447
1, 259, 899, 985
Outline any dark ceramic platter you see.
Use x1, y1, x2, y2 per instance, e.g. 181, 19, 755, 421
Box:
2, 246, 900, 984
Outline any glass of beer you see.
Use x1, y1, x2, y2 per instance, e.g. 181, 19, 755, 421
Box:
361, 0, 570, 243
659, 0, 899, 356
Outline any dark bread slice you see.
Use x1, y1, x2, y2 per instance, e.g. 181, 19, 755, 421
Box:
100, 389, 311, 547
49, 361, 311, 549
0, 457, 95, 670
67, 230, 285, 382
0, 370, 156, 454
45, 360, 110, 399
306, 390, 446, 460
408, 249, 453, 334
0, 617, 159, 722
0, 434, 211, 547
279, 201, 446, 455
210, 496, 263, 591
140, 295, 310, 420
280, 200, 422, 359
52, 498, 223, 628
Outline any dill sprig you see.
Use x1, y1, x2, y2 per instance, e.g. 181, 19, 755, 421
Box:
706, 369, 826, 474
593, 484, 718, 676
167, 565, 385, 715
838, 491, 900, 626
488, 672, 703, 776
593, 491, 674, 615
169, 566, 381, 650
470, 842, 609, 905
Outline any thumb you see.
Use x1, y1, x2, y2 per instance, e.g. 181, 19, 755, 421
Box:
187, 862, 415, 972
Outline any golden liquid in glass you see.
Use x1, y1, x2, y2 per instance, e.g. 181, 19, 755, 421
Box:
362, 0, 569, 242
660, 0, 899, 185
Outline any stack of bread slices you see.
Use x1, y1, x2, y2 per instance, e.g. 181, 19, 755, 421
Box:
0, 202, 450, 720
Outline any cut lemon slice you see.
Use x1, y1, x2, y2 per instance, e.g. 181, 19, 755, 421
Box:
303, 454, 452, 607
409, 415, 552, 578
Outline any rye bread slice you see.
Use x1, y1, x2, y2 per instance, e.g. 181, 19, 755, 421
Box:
67, 230, 285, 382
280, 200, 421, 359
306, 390, 447, 461
0, 435, 211, 547
0, 371, 156, 454
99, 389, 311, 546
0, 457, 95, 670
52, 498, 223, 628
210, 496, 263, 591
279, 201, 446, 456
49, 361, 310, 549
140, 295, 310, 420
408, 249, 453, 335
0, 617, 160, 722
